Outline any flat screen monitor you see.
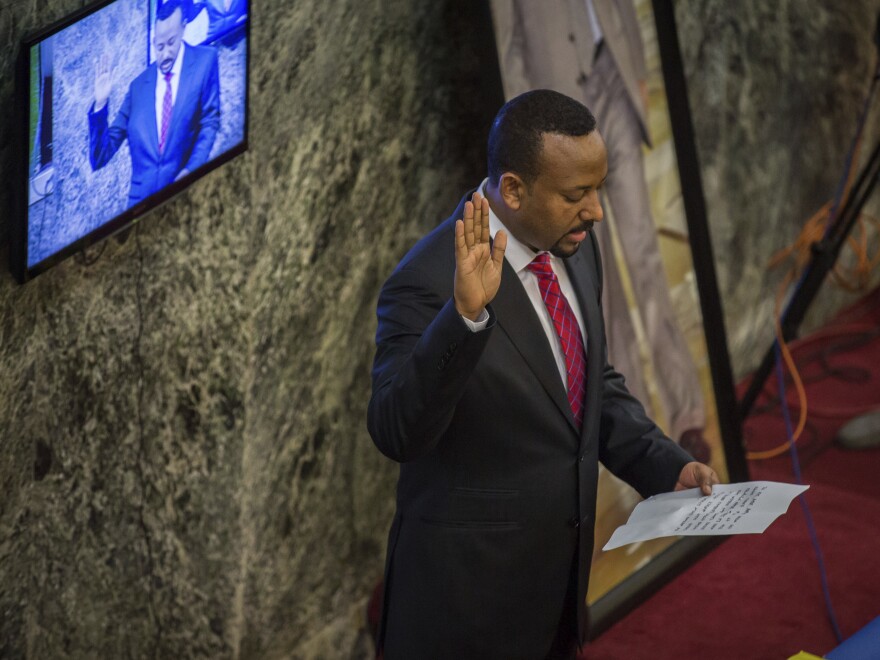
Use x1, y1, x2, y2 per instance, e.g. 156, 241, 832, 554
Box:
11, 0, 249, 282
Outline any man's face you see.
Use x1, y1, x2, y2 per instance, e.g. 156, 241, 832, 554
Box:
506, 131, 608, 258
154, 8, 185, 74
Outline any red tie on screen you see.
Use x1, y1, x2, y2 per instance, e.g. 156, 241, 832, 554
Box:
159, 71, 173, 154
527, 253, 587, 428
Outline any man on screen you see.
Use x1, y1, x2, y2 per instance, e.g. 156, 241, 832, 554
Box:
88, 0, 220, 206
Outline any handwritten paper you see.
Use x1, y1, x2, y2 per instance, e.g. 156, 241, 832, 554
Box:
602, 481, 809, 551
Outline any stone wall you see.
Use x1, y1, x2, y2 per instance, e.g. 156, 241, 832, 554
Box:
0, 0, 502, 657
676, 0, 880, 377
1, 0, 878, 658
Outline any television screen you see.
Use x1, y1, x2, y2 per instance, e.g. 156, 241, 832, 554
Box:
12, 0, 249, 282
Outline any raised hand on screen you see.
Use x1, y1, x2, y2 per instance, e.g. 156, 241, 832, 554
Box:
94, 54, 112, 111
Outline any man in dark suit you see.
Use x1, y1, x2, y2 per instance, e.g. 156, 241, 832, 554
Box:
368, 90, 718, 659
88, 0, 220, 206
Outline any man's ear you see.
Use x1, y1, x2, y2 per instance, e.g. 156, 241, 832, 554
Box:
499, 173, 525, 211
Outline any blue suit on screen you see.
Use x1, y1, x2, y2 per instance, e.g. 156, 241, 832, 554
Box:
88, 44, 220, 206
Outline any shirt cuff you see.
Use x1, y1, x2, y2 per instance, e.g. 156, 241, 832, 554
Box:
461, 308, 490, 332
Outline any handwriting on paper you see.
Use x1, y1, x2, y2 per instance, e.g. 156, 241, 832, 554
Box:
675, 483, 767, 533
603, 481, 808, 551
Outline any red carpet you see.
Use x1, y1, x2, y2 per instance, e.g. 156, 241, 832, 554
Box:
582, 287, 880, 659
581, 478, 880, 659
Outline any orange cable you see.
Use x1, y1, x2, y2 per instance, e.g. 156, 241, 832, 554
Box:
773, 322, 880, 418
747, 135, 880, 460
747, 273, 810, 460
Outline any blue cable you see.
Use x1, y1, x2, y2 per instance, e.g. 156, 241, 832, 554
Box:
773, 343, 844, 643
765, 42, 880, 652
767, 50, 880, 645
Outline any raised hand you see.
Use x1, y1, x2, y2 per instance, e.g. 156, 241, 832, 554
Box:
94, 54, 112, 111
454, 192, 508, 321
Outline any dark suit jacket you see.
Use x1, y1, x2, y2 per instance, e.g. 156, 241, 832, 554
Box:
88, 44, 220, 205
368, 192, 692, 659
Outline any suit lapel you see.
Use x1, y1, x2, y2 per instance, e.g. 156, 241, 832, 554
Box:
492, 257, 580, 437
564, 234, 604, 447
141, 66, 160, 157
166, 46, 193, 149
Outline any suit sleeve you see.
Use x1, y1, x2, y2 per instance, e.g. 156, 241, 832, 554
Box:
588, 234, 692, 497
88, 92, 131, 171
183, 49, 220, 172
596, 344, 693, 498
367, 266, 495, 463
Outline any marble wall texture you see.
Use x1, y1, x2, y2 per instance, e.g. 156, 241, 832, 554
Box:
675, 0, 880, 377
0, 1, 502, 657
0, 0, 878, 658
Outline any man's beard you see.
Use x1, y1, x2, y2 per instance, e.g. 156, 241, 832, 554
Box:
549, 221, 594, 258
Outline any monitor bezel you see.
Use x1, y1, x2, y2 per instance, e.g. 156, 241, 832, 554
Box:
11, 0, 250, 283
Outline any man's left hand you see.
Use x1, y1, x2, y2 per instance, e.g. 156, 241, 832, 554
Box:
674, 462, 719, 496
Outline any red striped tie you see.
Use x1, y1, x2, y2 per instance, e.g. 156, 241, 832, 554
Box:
527, 253, 587, 428
159, 71, 173, 154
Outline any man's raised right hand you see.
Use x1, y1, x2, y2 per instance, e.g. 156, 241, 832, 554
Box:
454, 192, 508, 321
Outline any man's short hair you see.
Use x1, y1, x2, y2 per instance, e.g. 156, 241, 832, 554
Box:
156, 0, 184, 23
487, 89, 597, 185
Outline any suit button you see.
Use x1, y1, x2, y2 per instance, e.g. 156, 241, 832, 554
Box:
569, 517, 580, 529
568, 33, 576, 42
579, 455, 584, 463
577, 72, 587, 84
